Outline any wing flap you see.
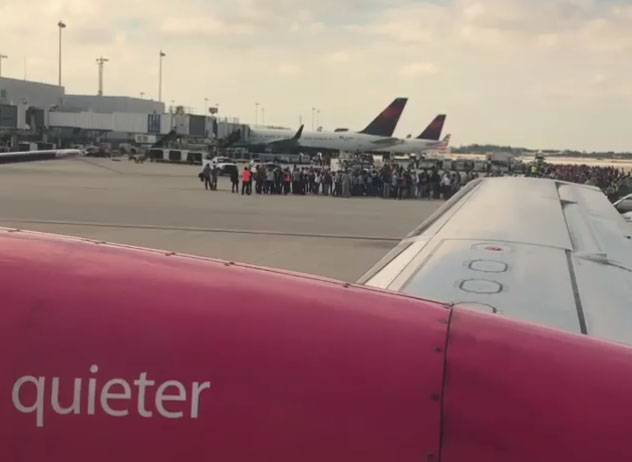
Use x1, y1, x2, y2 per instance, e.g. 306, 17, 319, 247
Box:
572, 257, 632, 344
392, 239, 583, 335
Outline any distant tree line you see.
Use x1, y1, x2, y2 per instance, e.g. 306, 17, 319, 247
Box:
452, 144, 632, 159
452, 144, 534, 155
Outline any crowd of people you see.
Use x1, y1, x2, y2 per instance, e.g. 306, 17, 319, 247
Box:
526, 163, 630, 200
201, 161, 488, 200
199, 160, 631, 201
226, 163, 474, 200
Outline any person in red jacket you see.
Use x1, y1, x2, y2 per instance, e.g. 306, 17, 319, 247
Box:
241, 167, 253, 195
282, 169, 292, 195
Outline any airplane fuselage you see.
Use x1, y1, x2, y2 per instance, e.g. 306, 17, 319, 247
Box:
374, 138, 445, 155
249, 128, 395, 153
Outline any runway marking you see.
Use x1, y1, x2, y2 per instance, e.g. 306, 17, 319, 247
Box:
76, 158, 127, 174
0, 219, 402, 243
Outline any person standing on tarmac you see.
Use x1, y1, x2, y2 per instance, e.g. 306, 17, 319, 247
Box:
242, 166, 253, 195
230, 167, 239, 193
341, 170, 352, 198
334, 171, 342, 197
202, 163, 212, 191
255, 165, 265, 194
382, 165, 392, 199
211, 164, 219, 191
322, 169, 332, 196
292, 167, 301, 194
274, 167, 283, 194
265, 167, 274, 194
440, 171, 452, 199
430, 169, 441, 199
283, 168, 292, 195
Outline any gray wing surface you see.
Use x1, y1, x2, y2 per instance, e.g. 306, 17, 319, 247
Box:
360, 177, 632, 345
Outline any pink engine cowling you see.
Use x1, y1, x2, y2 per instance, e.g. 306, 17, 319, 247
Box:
1, 229, 631, 461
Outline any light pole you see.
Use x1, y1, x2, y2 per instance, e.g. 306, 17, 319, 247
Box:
0, 54, 7, 78
255, 102, 260, 124
316, 109, 321, 129
204, 97, 208, 114
261, 107, 265, 125
311, 107, 315, 131
96, 56, 109, 96
158, 50, 166, 102
57, 21, 66, 86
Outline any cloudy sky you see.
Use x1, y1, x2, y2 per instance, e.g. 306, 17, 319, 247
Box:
1, 0, 632, 151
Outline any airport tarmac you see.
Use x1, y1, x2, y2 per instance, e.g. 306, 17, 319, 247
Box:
0, 158, 442, 281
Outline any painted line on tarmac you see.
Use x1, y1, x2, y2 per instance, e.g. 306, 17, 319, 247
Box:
0, 219, 402, 242
76, 158, 127, 174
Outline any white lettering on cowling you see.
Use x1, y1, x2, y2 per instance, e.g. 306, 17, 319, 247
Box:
155, 380, 186, 419
100, 379, 132, 417
10, 366, 212, 428
134, 372, 155, 418
191, 381, 212, 419
87, 364, 98, 415
51, 378, 81, 415
12, 376, 45, 428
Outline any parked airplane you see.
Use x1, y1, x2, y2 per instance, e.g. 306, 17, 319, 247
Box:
375, 114, 450, 155
2, 178, 631, 461
247, 98, 408, 153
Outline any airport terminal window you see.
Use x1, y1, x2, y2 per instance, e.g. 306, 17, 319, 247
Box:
169, 150, 181, 161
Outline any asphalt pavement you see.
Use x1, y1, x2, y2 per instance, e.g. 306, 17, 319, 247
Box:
0, 158, 442, 281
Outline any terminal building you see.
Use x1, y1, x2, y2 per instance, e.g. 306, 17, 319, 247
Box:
0, 76, 247, 149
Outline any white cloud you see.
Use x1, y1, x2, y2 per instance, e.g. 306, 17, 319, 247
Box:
161, 16, 252, 37
328, 51, 351, 63
535, 33, 560, 49
277, 63, 302, 76
399, 62, 439, 78
1, 0, 632, 150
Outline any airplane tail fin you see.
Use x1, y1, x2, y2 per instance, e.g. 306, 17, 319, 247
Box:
359, 98, 408, 137
417, 114, 446, 140
293, 125, 304, 140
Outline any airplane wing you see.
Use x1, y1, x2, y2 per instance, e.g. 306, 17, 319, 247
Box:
267, 124, 304, 149
369, 137, 404, 146
359, 177, 632, 345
